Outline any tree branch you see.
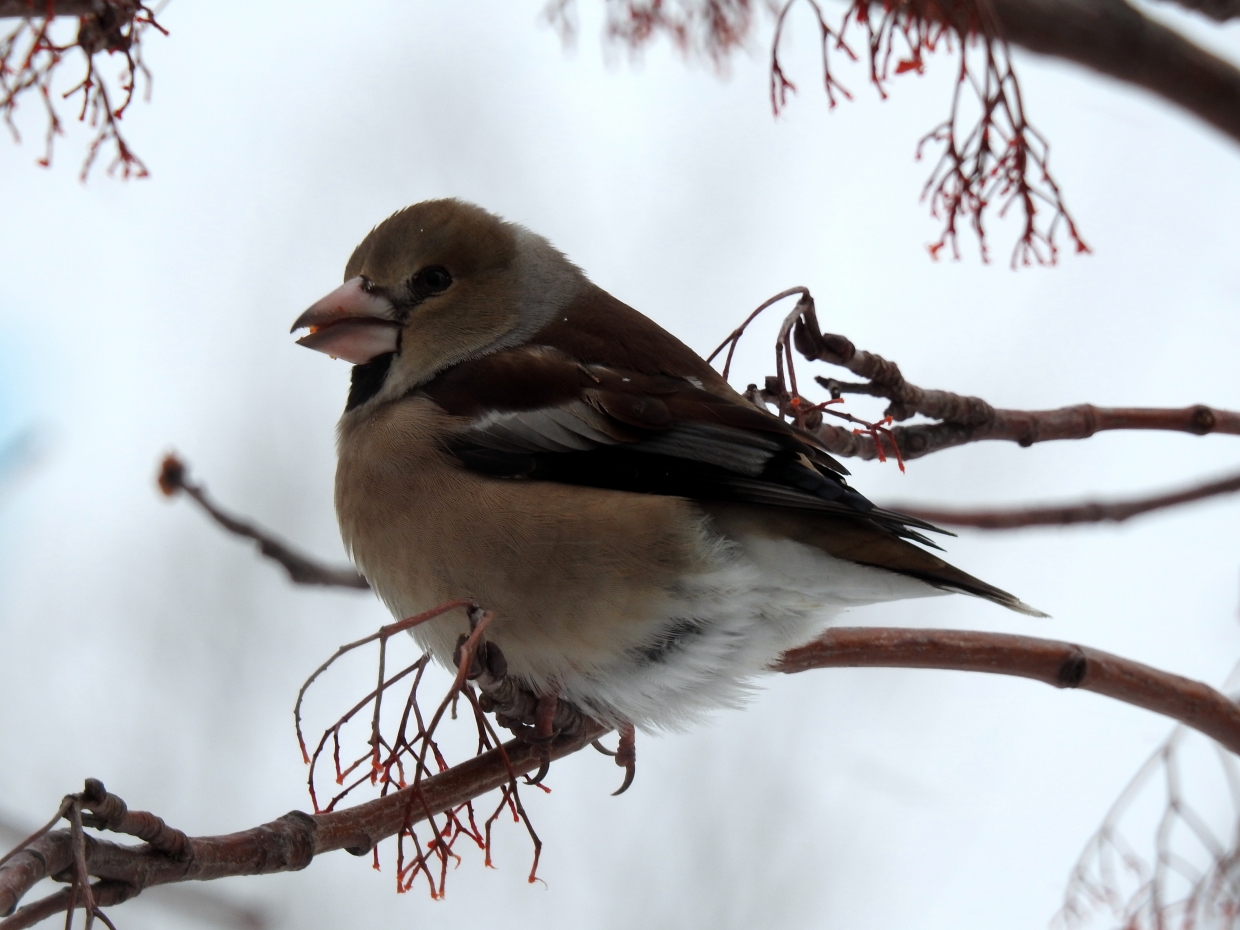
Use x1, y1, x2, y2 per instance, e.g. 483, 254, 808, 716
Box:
156, 454, 370, 590
992, 0, 1240, 146
0, 2, 96, 16
774, 628, 1240, 755
785, 314, 1240, 461
6, 625, 1240, 926
1157, 0, 1240, 22
887, 468, 1240, 529
724, 291, 1238, 469
803, 393, 1240, 462
0, 724, 603, 927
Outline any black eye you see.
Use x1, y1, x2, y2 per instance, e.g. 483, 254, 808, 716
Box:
413, 266, 452, 296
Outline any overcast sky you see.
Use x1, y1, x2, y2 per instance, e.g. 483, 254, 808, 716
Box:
1, 2, 1239, 928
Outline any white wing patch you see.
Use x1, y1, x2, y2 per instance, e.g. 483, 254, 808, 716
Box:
465, 402, 624, 453
460, 405, 784, 475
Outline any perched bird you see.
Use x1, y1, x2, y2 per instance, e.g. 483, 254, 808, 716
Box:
293, 199, 1040, 736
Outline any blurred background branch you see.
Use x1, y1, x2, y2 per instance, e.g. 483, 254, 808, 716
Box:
156, 454, 369, 590
891, 468, 1240, 528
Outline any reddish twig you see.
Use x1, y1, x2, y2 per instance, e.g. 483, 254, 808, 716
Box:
292, 600, 473, 798
550, 0, 1240, 257
768, 0, 854, 112
888, 469, 1240, 529
715, 288, 1239, 470
544, 0, 756, 68
293, 601, 595, 898
156, 454, 370, 590
550, 0, 1088, 264
0, 1, 165, 179
705, 285, 809, 383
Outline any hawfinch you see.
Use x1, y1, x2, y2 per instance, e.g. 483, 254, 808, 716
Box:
292, 199, 1039, 733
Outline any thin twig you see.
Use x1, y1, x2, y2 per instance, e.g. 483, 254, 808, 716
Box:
156, 454, 370, 590
293, 600, 473, 771
1056, 664, 1240, 929
888, 468, 1240, 529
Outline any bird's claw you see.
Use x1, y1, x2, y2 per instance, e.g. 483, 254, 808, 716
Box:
611, 723, 636, 796
528, 748, 552, 786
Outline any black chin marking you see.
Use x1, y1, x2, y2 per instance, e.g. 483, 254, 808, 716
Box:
346, 353, 395, 412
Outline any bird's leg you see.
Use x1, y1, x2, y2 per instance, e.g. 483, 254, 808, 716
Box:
528, 688, 561, 785
534, 690, 560, 741
456, 635, 602, 789
612, 724, 636, 796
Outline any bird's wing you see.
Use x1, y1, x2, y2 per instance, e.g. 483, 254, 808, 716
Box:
419, 344, 945, 548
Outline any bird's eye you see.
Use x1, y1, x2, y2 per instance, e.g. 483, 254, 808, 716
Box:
412, 266, 452, 296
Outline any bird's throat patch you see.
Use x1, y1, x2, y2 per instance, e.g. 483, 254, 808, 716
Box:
346, 353, 395, 411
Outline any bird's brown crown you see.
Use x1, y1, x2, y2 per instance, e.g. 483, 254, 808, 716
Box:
344, 199, 518, 289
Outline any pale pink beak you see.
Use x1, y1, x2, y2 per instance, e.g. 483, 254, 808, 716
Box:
291, 276, 400, 365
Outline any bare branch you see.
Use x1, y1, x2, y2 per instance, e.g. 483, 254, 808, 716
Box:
7, 625, 1240, 925
991, 0, 1240, 145
775, 628, 1240, 756
3, 884, 135, 930
0, 3, 97, 16
6, 807, 266, 928
888, 468, 1240, 529
156, 454, 370, 590
811, 394, 1240, 464
0, 725, 604, 926
1157, 0, 1240, 21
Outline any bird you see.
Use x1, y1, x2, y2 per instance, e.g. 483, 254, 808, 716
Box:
292, 198, 1042, 740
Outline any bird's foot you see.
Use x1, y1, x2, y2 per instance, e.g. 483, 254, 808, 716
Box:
454, 635, 595, 754
452, 635, 622, 790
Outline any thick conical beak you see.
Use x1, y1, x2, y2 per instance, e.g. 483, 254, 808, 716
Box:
291, 276, 400, 364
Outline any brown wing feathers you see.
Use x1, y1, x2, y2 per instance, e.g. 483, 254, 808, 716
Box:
531, 284, 735, 394
420, 344, 948, 544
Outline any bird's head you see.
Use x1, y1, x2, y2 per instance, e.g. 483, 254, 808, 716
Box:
292, 199, 587, 411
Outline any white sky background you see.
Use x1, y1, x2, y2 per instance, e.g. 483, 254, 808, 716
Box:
1, 1, 1239, 928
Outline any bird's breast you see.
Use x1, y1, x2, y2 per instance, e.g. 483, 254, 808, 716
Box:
334, 395, 723, 685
